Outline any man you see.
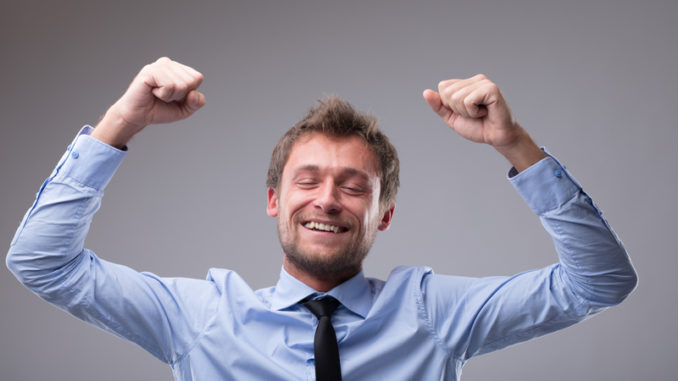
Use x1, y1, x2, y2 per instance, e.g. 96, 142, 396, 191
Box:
7, 57, 637, 380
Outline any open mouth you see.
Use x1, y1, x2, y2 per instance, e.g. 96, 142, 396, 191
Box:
303, 221, 348, 234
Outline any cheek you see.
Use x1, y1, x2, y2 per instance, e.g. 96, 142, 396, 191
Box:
347, 201, 378, 225
282, 192, 312, 216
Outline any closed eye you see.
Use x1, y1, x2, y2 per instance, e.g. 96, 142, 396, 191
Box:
341, 186, 365, 195
296, 181, 318, 189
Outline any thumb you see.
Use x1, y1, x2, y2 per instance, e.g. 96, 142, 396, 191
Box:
423, 89, 452, 121
186, 90, 206, 112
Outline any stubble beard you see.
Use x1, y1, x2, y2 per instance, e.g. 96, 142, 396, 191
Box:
277, 219, 376, 280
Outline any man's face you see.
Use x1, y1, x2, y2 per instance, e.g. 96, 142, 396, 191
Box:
267, 133, 394, 279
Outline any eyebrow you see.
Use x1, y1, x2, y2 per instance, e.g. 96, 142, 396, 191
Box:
293, 165, 371, 182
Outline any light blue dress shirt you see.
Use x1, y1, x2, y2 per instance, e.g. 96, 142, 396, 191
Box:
7, 127, 637, 380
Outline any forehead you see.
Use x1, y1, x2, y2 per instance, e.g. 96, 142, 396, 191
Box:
283, 133, 379, 178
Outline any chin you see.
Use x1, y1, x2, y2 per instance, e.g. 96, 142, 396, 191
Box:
284, 246, 364, 278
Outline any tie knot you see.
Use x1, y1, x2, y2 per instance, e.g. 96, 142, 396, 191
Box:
302, 297, 340, 319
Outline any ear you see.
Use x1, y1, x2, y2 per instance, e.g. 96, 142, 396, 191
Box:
377, 203, 395, 231
267, 187, 279, 217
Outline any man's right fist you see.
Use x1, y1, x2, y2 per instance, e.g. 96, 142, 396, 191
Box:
92, 57, 205, 148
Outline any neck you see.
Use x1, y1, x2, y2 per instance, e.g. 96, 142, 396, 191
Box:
283, 255, 360, 292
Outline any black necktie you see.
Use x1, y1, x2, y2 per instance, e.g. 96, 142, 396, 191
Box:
302, 297, 342, 381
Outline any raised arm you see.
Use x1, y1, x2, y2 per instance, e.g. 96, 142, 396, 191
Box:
6, 58, 215, 363
91, 56, 205, 148
420, 75, 637, 360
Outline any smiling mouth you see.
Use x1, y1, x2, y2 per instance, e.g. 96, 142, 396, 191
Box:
303, 221, 348, 233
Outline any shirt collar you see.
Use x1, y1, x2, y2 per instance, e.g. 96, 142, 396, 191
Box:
270, 267, 373, 318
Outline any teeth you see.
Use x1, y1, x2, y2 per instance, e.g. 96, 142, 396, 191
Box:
304, 221, 341, 233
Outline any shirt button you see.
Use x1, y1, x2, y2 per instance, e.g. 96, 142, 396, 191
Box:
553, 169, 562, 178
67, 145, 72, 151
71, 151, 79, 159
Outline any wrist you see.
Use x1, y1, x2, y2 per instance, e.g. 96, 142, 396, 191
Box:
90, 106, 143, 149
494, 125, 546, 173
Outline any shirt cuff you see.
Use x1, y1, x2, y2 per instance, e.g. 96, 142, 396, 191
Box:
51, 125, 127, 191
508, 148, 582, 215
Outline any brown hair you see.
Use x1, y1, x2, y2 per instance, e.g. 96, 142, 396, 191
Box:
266, 95, 399, 209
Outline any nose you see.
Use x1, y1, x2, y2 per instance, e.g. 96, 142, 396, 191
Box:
314, 180, 342, 214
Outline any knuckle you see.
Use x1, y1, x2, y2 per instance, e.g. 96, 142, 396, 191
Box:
153, 87, 167, 100
162, 84, 176, 96
192, 74, 204, 87
486, 82, 499, 93
140, 64, 154, 75
176, 82, 189, 93
438, 79, 455, 91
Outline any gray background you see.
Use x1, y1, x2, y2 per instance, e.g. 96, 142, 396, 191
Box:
1, 0, 675, 380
